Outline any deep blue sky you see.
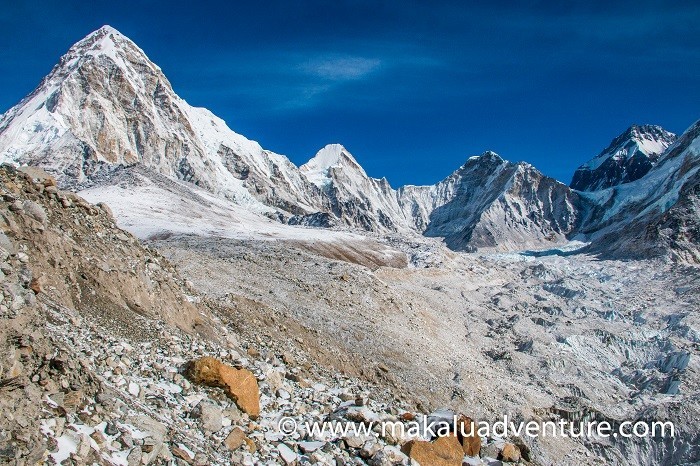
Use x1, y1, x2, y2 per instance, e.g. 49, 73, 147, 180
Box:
1, 1, 698, 186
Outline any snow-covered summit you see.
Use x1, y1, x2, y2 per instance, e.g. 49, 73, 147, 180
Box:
571, 124, 676, 191
300, 144, 367, 187
0, 26, 324, 214
477, 150, 502, 160
72, 25, 132, 54
39, 25, 159, 94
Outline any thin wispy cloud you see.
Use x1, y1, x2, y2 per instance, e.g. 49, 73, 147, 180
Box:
175, 46, 440, 114
300, 56, 382, 81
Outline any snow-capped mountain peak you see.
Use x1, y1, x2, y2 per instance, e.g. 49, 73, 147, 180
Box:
45, 25, 157, 90
0, 25, 177, 175
571, 124, 676, 191
0, 26, 325, 215
478, 150, 502, 159
300, 143, 367, 187
589, 124, 675, 168
465, 150, 505, 167
73, 25, 130, 54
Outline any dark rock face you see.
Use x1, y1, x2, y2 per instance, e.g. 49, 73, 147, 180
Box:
597, 169, 700, 263
571, 125, 676, 192
287, 212, 336, 228
652, 172, 700, 263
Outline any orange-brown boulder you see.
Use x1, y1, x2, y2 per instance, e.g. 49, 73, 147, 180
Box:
185, 357, 260, 419
401, 435, 463, 466
456, 415, 481, 456
500, 442, 521, 462
224, 427, 247, 450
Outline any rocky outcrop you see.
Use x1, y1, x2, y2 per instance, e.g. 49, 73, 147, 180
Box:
0, 164, 215, 337
456, 415, 481, 456
500, 442, 522, 462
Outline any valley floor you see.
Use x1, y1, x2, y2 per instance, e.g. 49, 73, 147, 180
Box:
152, 234, 700, 465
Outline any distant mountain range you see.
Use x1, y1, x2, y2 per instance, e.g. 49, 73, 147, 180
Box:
1, 26, 698, 260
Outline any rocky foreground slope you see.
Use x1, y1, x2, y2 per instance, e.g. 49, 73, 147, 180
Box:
0, 165, 539, 465
154, 231, 700, 466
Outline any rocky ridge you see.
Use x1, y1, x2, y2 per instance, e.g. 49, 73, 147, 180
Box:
570, 125, 677, 192
1, 26, 699, 259
580, 120, 700, 260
